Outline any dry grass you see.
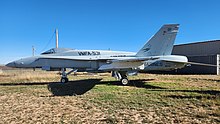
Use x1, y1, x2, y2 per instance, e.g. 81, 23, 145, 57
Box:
0, 70, 220, 123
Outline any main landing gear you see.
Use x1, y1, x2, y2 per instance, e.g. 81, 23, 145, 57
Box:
121, 78, 129, 85
112, 71, 130, 85
60, 68, 77, 83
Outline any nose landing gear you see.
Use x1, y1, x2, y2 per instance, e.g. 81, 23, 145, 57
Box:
61, 77, 69, 83
60, 68, 77, 83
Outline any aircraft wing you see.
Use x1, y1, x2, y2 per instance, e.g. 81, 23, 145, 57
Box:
110, 57, 159, 62
99, 57, 159, 71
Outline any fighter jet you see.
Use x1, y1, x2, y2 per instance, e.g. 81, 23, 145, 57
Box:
6, 24, 190, 85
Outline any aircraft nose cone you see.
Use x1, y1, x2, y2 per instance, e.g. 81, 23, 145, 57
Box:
6, 62, 16, 67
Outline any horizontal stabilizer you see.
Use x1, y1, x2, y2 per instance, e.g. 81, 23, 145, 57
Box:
164, 60, 217, 67
187, 62, 217, 67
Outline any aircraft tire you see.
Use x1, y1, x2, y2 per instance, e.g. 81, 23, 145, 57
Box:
121, 78, 129, 85
61, 77, 68, 83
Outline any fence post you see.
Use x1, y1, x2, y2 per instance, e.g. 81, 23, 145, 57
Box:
217, 54, 219, 75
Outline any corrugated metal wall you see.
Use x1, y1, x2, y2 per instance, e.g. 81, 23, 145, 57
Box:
175, 55, 217, 74
171, 40, 220, 74
173, 40, 220, 56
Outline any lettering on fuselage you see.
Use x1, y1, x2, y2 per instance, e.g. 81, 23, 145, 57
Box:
78, 51, 101, 56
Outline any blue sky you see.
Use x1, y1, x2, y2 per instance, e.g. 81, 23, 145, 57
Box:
0, 0, 220, 64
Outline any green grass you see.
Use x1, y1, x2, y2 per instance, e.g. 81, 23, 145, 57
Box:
0, 71, 219, 123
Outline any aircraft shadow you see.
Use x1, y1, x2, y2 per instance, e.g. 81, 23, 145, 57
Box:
190, 78, 220, 83
151, 89, 220, 99
0, 82, 50, 86
47, 79, 165, 96
2, 79, 218, 98
47, 79, 102, 96
97, 79, 165, 89
0, 79, 101, 96
0, 79, 164, 96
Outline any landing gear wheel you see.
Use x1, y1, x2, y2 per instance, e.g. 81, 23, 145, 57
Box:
61, 77, 68, 83
121, 78, 129, 85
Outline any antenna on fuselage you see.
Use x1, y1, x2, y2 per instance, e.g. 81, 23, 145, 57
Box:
55, 29, 59, 48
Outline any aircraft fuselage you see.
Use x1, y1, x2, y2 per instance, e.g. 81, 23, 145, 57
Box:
6, 49, 187, 72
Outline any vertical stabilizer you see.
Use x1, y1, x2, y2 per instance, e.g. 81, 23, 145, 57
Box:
136, 24, 179, 56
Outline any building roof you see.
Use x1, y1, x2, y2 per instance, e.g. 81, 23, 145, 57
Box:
172, 40, 220, 56
175, 39, 220, 46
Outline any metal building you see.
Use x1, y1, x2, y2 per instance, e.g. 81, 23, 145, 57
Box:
171, 40, 220, 75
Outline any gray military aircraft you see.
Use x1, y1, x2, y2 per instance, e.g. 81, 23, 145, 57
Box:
6, 24, 190, 85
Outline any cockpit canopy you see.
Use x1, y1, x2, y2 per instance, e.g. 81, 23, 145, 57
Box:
41, 48, 73, 55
